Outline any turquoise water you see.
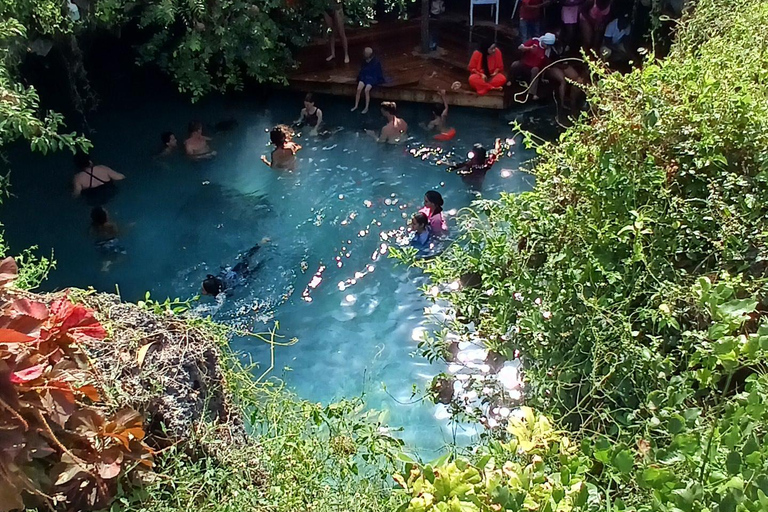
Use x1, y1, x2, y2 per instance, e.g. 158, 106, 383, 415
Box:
2, 92, 543, 456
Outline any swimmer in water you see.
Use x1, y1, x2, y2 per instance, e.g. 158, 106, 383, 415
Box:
409, 212, 431, 251
158, 131, 178, 157
294, 93, 324, 136
423, 90, 456, 141
453, 138, 503, 187
89, 206, 126, 270
200, 241, 268, 298
184, 121, 217, 160
261, 125, 301, 170
365, 101, 408, 144
420, 190, 448, 237
72, 153, 125, 198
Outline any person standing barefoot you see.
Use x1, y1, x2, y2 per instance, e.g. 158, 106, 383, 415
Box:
324, 0, 349, 63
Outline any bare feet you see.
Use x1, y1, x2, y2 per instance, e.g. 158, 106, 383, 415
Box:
344, 54, 350, 64
351, 106, 358, 112
361, 107, 369, 114
326, 54, 335, 62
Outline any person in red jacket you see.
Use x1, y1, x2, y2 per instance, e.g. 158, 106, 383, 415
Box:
509, 32, 555, 100
467, 43, 507, 95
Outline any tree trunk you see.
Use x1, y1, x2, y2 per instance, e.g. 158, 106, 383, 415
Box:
421, 0, 430, 54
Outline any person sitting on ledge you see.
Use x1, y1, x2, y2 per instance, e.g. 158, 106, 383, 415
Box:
365, 101, 408, 144
184, 121, 217, 160
467, 42, 507, 96
352, 47, 385, 114
261, 124, 301, 170
509, 32, 555, 101
72, 152, 125, 198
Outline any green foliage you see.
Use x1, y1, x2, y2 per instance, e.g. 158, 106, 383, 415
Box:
413, 0, 768, 510
92, 0, 382, 100
109, 318, 406, 512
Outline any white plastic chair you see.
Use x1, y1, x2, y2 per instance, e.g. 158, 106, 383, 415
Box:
470, 0, 499, 26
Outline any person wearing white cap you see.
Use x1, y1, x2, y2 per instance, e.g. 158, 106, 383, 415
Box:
509, 32, 556, 100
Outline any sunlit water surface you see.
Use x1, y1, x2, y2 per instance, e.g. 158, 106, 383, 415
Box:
2, 92, 552, 455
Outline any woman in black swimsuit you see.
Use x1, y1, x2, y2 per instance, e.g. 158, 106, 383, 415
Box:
72, 152, 125, 204
294, 93, 324, 135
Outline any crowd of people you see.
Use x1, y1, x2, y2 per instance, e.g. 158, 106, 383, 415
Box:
72, 82, 506, 300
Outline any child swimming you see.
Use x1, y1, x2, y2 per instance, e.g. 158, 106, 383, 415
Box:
261, 125, 301, 170
409, 212, 431, 251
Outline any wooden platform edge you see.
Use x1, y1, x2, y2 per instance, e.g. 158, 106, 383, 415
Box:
286, 80, 510, 110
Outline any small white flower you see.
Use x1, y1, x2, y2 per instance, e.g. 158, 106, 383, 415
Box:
543, 311, 552, 320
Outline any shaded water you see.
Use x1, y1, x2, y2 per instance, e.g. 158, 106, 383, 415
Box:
2, 92, 550, 455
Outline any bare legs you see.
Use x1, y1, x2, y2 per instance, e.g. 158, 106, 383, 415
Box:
352, 82, 372, 113
324, 9, 350, 63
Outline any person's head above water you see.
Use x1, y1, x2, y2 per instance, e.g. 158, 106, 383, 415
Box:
380, 101, 397, 119
161, 131, 177, 148
202, 274, 225, 296
90, 206, 108, 226
188, 121, 203, 136
73, 152, 92, 171
304, 93, 316, 110
411, 212, 429, 232
468, 143, 487, 165
431, 103, 444, 119
424, 190, 444, 214
270, 124, 293, 147
363, 47, 374, 61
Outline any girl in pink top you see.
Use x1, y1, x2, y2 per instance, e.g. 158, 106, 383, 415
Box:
580, 0, 612, 49
420, 190, 448, 237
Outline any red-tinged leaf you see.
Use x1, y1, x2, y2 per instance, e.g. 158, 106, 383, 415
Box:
1, 312, 45, 338
0, 257, 18, 287
69, 408, 106, 436
0, 328, 35, 343
11, 299, 49, 321
103, 432, 132, 450
46, 300, 106, 344
97, 461, 121, 479
41, 387, 76, 427
75, 384, 100, 402
10, 363, 46, 383
97, 447, 124, 479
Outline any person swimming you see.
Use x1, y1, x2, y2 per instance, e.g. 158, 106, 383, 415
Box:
73, 152, 125, 199
89, 207, 126, 271
295, 93, 324, 136
424, 90, 456, 141
261, 125, 301, 170
200, 242, 266, 297
419, 190, 448, 237
409, 212, 431, 252
158, 131, 178, 157
453, 138, 503, 187
184, 121, 217, 160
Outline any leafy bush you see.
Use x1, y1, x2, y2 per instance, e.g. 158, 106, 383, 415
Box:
0, 265, 152, 512
409, 0, 768, 510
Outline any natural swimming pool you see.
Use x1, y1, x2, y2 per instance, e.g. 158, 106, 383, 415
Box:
2, 91, 549, 455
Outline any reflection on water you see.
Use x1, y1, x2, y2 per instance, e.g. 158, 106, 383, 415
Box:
1, 92, 547, 455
